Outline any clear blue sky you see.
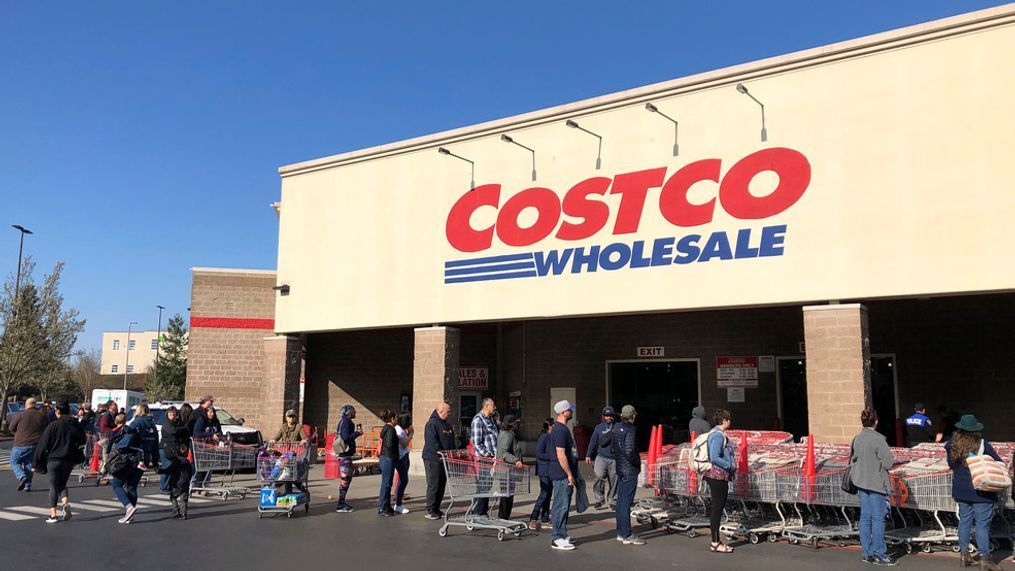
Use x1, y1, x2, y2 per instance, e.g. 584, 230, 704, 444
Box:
1, 0, 1006, 351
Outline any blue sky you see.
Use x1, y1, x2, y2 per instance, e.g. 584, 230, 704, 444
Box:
1, 0, 1005, 351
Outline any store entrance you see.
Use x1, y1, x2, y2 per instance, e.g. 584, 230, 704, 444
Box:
608, 360, 699, 450
458, 391, 481, 445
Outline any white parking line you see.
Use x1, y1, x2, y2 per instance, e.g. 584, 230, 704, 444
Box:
0, 510, 35, 521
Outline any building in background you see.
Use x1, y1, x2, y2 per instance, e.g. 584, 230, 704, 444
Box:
100, 330, 162, 375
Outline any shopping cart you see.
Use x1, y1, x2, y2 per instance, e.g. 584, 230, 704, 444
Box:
257, 441, 313, 518
778, 468, 860, 549
190, 438, 250, 500
438, 450, 530, 541
656, 461, 711, 537
73, 433, 106, 485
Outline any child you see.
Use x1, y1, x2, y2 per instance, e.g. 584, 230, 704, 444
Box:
169, 454, 193, 519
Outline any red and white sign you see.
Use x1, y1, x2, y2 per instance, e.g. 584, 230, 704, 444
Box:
717, 356, 759, 388
637, 346, 665, 357
458, 367, 489, 390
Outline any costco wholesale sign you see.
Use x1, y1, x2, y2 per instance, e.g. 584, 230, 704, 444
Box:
273, 20, 1015, 334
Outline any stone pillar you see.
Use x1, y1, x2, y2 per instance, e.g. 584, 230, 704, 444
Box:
409, 326, 460, 475
263, 335, 303, 431
803, 304, 872, 444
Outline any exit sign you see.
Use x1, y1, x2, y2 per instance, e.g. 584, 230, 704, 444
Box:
637, 346, 665, 357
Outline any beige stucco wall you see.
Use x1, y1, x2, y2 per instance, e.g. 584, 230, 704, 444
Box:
274, 7, 1015, 334
100, 330, 161, 375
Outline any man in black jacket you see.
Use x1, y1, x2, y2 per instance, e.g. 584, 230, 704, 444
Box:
422, 402, 456, 519
611, 405, 645, 545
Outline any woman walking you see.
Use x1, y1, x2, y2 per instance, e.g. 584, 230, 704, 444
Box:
849, 408, 897, 566
160, 406, 193, 519
106, 413, 148, 524
496, 415, 524, 521
377, 409, 399, 517
334, 404, 362, 513
393, 412, 413, 514
705, 409, 735, 554
528, 418, 554, 530
33, 402, 86, 523
946, 414, 1003, 570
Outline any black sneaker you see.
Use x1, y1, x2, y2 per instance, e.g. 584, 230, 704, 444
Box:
593, 501, 605, 510
335, 503, 354, 513
424, 512, 441, 520
378, 510, 394, 517
862, 556, 876, 565
17, 478, 27, 492
871, 555, 898, 566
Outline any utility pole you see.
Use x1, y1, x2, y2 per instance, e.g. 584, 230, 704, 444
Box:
155, 305, 165, 385
124, 321, 137, 390
11, 225, 33, 322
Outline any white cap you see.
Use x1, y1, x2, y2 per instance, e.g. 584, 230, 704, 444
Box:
553, 400, 574, 414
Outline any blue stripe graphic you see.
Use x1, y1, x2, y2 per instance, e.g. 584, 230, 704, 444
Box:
444, 261, 535, 277
444, 270, 538, 284
445, 253, 533, 268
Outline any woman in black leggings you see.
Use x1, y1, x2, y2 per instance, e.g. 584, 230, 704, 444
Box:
704, 408, 735, 554
34, 402, 86, 523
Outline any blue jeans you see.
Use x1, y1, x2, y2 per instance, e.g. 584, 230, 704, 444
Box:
394, 455, 409, 506
529, 476, 552, 521
159, 449, 171, 493
858, 488, 888, 558
550, 479, 573, 541
378, 456, 395, 512
615, 473, 638, 539
10, 445, 36, 485
957, 501, 994, 555
110, 467, 143, 507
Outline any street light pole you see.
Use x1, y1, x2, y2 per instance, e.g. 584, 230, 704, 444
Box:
124, 321, 137, 390
155, 305, 165, 384
11, 225, 33, 322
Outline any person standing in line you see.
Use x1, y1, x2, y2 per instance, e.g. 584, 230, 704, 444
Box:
96, 400, 118, 475
33, 402, 85, 523
80, 403, 96, 435
178, 403, 194, 432
705, 409, 736, 554
586, 406, 618, 510
10, 397, 49, 492
422, 402, 455, 520
393, 412, 413, 514
106, 413, 146, 524
192, 405, 222, 441
334, 404, 362, 513
905, 402, 934, 447
688, 404, 711, 437
548, 400, 578, 551
495, 414, 524, 521
187, 396, 215, 435
850, 408, 897, 566
613, 405, 645, 545
946, 414, 1003, 570
377, 410, 399, 517
528, 418, 554, 531
160, 406, 192, 519
470, 398, 499, 517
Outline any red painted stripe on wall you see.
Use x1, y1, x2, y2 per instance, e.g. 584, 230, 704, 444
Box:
190, 317, 275, 330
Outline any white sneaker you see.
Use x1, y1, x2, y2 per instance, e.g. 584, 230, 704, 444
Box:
551, 538, 576, 551
45, 517, 60, 524
622, 536, 646, 545
395, 505, 410, 514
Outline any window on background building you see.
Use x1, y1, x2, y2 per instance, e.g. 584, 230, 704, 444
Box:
128, 339, 136, 350
127, 365, 134, 373
112, 340, 120, 350
111, 364, 119, 373
151, 339, 158, 350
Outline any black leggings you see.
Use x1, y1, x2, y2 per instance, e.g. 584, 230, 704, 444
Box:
47, 460, 75, 509
706, 477, 729, 543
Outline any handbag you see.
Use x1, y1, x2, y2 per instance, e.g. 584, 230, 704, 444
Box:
967, 439, 1012, 493
106, 450, 136, 477
841, 440, 858, 494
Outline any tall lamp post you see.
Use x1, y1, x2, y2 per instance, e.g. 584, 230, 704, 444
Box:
124, 321, 137, 390
155, 305, 165, 384
11, 225, 33, 321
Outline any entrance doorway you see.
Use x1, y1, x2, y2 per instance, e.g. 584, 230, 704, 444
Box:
458, 391, 481, 444
608, 360, 699, 450
871, 355, 899, 443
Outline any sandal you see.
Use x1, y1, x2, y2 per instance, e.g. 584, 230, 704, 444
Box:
709, 542, 734, 553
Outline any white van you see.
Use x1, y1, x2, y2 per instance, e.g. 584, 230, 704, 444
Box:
126, 401, 262, 446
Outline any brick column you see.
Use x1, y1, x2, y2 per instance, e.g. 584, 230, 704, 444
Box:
410, 326, 460, 475
262, 335, 303, 432
803, 304, 872, 444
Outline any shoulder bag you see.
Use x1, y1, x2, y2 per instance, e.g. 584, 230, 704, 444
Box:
841, 439, 858, 494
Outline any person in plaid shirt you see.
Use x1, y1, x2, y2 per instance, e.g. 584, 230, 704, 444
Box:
471, 398, 499, 517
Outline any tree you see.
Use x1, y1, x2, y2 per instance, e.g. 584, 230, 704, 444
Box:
145, 313, 187, 402
30, 262, 85, 403
71, 349, 102, 402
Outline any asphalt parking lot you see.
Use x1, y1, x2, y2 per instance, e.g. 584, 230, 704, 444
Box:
0, 440, 1007, 570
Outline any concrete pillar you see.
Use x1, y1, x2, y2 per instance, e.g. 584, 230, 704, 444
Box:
263, 335, 303, 431
409, 326, 460, 475
803, 304, 872, 444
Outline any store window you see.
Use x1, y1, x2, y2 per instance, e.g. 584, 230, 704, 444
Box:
127, 365, 134, 373
128, 339, 136, 350
111, 364, 119, 373
150, 339, 158, 350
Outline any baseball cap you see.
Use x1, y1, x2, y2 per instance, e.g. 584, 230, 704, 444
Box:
602, 406, 616, 417
285, 409, 297, 418
914, 402, 924, 412
553, 400, 574, 414
200, 395, 215, 404
502, 414, 519, 425
621, 405, 638, 419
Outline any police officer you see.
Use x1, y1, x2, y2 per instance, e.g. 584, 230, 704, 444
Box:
905, 402, 934, 447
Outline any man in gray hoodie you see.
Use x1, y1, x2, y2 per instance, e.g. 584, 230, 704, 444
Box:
688, 405, 711, 437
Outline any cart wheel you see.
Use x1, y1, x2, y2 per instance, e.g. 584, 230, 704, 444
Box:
438, 526, 448, 537
222, 491, 230, 501
791, 539, 799, 545
257, 513, 262, 519
950, 545, 960, 553
990, 540, 999, 552
749, 533, 760, 545
905, 544, 913, 554
140, 480, 147, 487
922, 543, 932, 554
78, 475, 85, 483
768, 533, 779, 543
665, 526, 674, 535
497, 530, 505, 541
514, 532, 521, 537
650, 518, 659, 529
95, 478, 102, 486
687, 529, 697, 539
811, 538, 819, 550
287, 512, 292, 518
466, 526, 474, 531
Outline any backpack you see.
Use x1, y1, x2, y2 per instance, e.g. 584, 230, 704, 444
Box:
689, 428, 725, 474
332, 419, 350, 456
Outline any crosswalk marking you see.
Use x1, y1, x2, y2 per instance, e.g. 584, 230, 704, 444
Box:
0, 511, 35, 521
65, 503, 117, 512
82, 499, 127, 508
187, 496, 213, 503
136, 497, 173, 507
7, 506, 56, 516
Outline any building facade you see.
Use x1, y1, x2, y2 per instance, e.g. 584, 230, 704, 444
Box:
100, 330, 162, 375
186, 6, 1015, 462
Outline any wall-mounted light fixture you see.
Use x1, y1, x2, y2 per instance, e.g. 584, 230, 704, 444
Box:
500, 134, 537, 181
645, 102, 680, 156
735, 83, 767, 142
565, 119, 603, 170
438, 147, 475, 189
273, 284, 291, 296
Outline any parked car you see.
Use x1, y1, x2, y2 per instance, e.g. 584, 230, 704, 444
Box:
5, 402, 24, 423
125, 401, 262, 446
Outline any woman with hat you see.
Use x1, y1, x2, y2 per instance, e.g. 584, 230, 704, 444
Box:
945, 414, 1004, 570
496, 414, 524, 521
